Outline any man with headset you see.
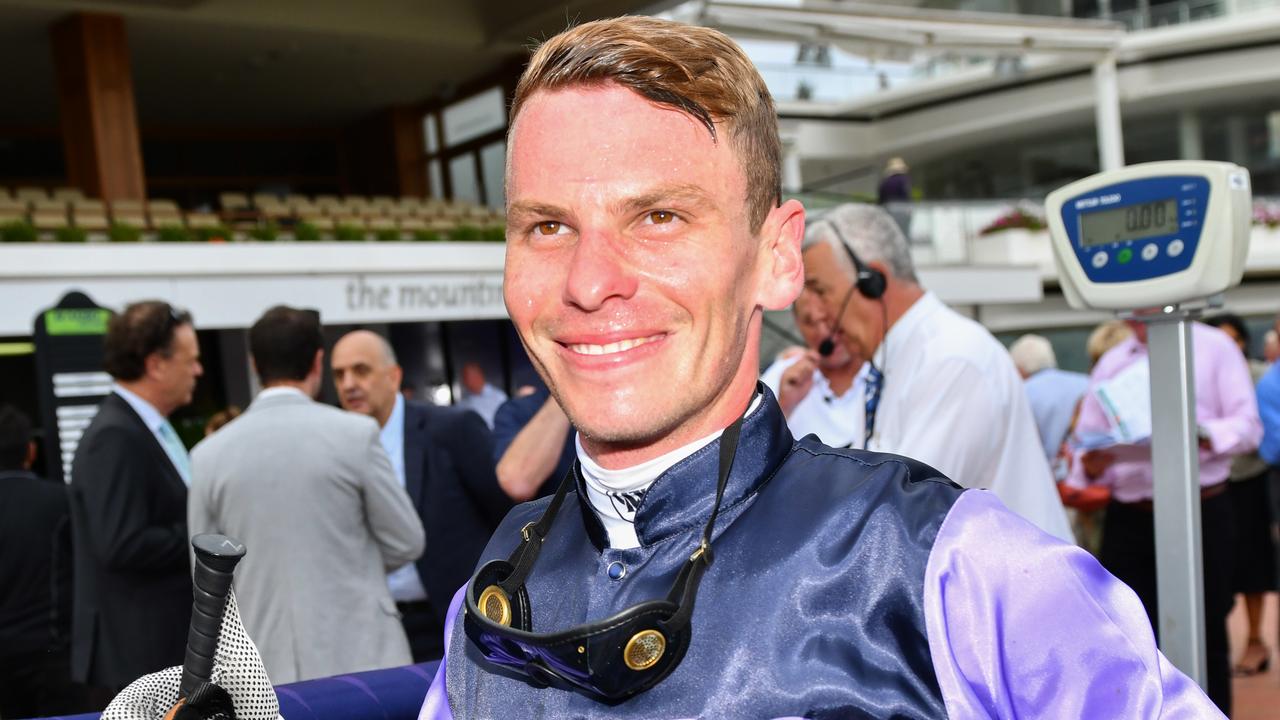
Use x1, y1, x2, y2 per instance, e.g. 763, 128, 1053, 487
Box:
418, 16, 1217, 718
801, 203, 1074, 543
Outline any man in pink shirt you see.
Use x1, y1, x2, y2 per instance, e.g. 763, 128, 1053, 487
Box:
1068, 319, 1262, 714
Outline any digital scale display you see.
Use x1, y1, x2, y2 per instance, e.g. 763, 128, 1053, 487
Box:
1079, 198, 1179, 247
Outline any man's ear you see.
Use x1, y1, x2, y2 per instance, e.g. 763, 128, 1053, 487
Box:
756, 198, 806, 311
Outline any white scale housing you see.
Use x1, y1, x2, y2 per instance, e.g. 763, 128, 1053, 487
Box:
1045, 160, 1252, 311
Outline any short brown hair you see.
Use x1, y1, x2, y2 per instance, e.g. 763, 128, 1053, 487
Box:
510, 16, 781, 233
103, 301, 193, 382
249, 306, 323, 385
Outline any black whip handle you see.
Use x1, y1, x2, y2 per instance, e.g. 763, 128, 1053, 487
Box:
179, 534, 246, 699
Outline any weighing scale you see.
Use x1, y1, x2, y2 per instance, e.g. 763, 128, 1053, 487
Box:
1046, 160, 1252, 686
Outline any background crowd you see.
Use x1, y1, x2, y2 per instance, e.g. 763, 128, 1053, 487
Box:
2, 206, 1280, 718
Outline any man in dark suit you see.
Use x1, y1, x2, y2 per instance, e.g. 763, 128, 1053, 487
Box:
332, 329, 511, 661
0, 404, 90, 716
69, 300, 202, 692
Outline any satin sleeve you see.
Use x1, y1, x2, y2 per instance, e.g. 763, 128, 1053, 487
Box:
418, 586, 464, 720
924, 490, 1221, 718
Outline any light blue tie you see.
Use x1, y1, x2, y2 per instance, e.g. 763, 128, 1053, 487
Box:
158, 421, 192, 485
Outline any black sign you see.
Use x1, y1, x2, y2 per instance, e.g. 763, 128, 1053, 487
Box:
33, 291, 113, 484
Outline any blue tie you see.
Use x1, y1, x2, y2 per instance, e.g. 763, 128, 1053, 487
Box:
863, 365, 883, 449
158, 420, 192, 485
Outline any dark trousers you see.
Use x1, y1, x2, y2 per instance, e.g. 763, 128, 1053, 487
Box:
0, 647, 93, 718
399, 600, 446, 663
1101, 492, 1234, 716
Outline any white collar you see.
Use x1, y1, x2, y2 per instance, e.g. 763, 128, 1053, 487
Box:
872, 291, 942, 369
576, 393, 764, 495
382, 392, 405, 435
112, 384, 165, 432
257, 386, 308, 401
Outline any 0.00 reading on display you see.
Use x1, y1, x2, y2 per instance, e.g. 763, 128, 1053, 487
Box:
1079, 198, 1179, 247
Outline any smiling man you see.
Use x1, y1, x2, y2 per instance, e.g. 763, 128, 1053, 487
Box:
418, 16, 1220, 719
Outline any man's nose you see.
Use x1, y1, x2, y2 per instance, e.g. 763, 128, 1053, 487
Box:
562, 230, 639, 312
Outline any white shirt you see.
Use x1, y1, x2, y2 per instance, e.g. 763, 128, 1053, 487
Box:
378, 394, 429, 602
578, 394, 764, 550
858, 292, 1073, 543
112, 384, 189, 485
760, 355, 864, 448
458, 383, 507, 429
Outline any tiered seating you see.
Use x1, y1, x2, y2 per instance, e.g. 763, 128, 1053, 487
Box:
231, 191, 505, 234
0, 186, 506, 242
0, 187, 216, 232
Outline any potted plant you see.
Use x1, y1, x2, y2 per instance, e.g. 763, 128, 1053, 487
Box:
451, 224, 481, 242
481, 226, 505, 242
156, 225, 192, 243
375, 228, 401, 242
108, 223, 143, 243
334, 224, 365, 242
1, 221, 39, 243
294, 221, 322, 242
412, 230, 443, 242
970, 205, 1055, 274
249, 221, 279, 242
55, 226, 88, 243
196, 225, 234, 243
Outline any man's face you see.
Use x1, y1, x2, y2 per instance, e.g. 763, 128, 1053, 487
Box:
462, 365, 485, 395
331, 334, 402, 425
801, 241, 881, 368
153, 323, 202, 412
504, 83, 803, 464
793, 290, 851, 370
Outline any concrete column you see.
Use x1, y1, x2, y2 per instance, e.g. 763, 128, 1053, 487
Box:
1092, 52, 1125, 171
782, 141, 803, 194
1226, 116, 1248, 166
1178, 110, 1203, 160
50, 13, 146, 201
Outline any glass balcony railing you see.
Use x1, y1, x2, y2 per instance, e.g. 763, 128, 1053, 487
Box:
794, 196, 1280, 279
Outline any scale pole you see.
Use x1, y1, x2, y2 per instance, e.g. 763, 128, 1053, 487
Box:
1145, 311, 1206, 686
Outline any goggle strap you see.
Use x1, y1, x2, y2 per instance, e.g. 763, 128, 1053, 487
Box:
700, 416, 743, 559
664, 414, 744, 630
499, 465, 578, 595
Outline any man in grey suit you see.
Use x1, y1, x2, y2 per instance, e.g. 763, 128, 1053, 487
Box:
189, 306, 424, 684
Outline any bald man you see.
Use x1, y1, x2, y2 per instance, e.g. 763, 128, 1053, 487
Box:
332, 331, 510, 661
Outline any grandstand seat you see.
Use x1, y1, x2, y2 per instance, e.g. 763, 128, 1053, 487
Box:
52, 187, 85, 202
252, 192, 282, 209
186, 212, 221, 228
15, 187, 48, 203
219, 192, 251, 212
258, 199, 292, 221
333, 215, 367, 229
72, 201, 109, 230
110, 200, 147, 228
149, 200, 184, 228
367, 216, 396, 231
32, 208, 69, 230
297, 214, 334, 230
342, 197, 372, 214
32, 198, 67, 215
398, 217, 427, 231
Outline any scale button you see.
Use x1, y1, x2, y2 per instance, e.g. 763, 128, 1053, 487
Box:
1117, 248, 1133, 264
1141, 243, 1158, 261
1092, 251, 1108, 269
1167, 239, 1185, 257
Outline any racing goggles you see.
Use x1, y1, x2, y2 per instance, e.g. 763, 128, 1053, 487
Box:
463, 415, 744, 704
